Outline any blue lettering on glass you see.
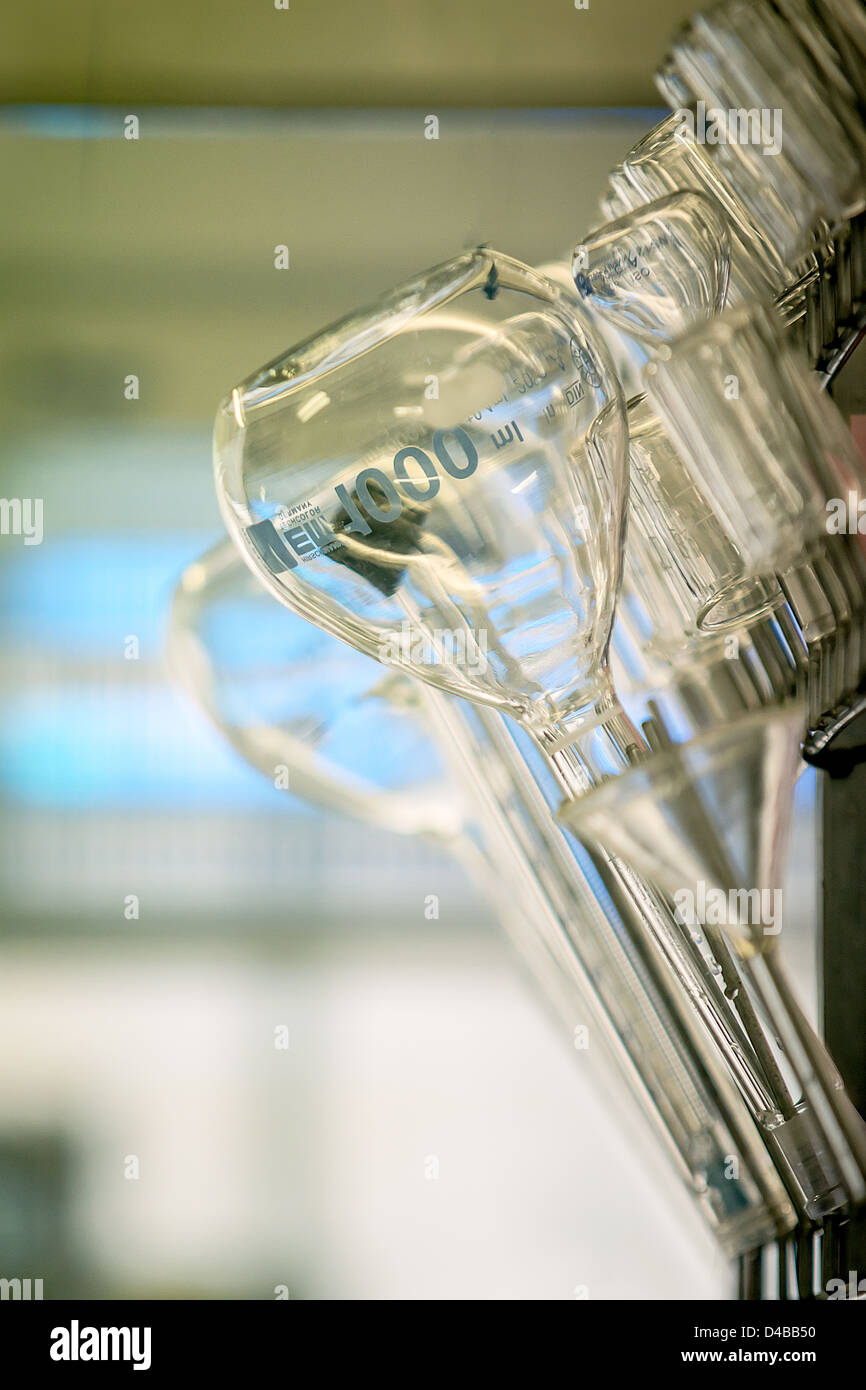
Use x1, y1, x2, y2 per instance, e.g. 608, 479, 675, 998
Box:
244, 425, 481, 575
393, 446, 441, 502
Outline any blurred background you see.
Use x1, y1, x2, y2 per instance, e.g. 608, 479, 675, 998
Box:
0, 1, 819, 1298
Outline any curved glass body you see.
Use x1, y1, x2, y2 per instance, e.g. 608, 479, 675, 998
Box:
169, 539, 460, 840
573, 192, 730, 348
215, 250, 628, 744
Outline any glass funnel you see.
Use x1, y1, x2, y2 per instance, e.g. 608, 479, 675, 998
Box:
562, 704, 866, 1219
215, 249, 639, 787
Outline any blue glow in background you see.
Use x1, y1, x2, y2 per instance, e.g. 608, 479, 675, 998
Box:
0, 533, 444, 809
0, 534, 296, 809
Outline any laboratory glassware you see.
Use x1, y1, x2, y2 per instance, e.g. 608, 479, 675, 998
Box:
170, 538, 793, 1255
212, 249, 856, 1222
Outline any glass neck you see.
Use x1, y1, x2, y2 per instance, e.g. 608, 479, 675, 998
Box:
525, 675, 647, 799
